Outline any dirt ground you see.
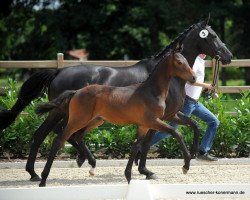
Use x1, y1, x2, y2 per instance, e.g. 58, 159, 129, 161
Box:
0, 158, 249, 188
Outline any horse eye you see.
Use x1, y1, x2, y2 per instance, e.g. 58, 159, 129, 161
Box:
177, 61, 182, 65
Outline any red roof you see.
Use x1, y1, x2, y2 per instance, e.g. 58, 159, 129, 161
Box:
67, 49, 89, 59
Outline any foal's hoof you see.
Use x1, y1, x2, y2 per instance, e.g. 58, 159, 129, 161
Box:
30, 175, 41, 182
182, 166, 189, 174
39, 182, 46, 187
89, 167, 95, 176
76, 155, 86, 168
146, 173, 157, 180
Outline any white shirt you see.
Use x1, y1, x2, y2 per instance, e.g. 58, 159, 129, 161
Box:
185, 56, 205, 100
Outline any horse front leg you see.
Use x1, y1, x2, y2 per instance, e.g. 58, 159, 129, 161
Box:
124, 137, 142, 183
124, 126, 149, 183
169, 112, 201, 158
138, 130, 157, 179
151, 118, 191, 174
26, 111, 62, 181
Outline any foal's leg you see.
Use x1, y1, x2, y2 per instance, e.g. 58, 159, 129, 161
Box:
138, 130, 157, 179
39, 123, 86, 187
52, 118, 86, 167
39, 104, 96, 186
137, 112, 200, 176
150, 118, 191, 174
124, 126, 148, 183
26, 111, 63, 181
168, 112, 200, 158
71, 117, 104, 175
53, 117, 98, 169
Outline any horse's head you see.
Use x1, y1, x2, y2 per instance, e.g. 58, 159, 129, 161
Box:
170, 43, 196, 83
191, 15, 233, 64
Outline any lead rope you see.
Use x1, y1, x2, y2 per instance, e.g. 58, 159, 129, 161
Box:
203, 56, 220, 99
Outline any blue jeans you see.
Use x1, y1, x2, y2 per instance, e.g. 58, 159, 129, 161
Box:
151, 97, 220, 153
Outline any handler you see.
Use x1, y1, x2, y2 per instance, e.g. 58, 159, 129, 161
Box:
151, 54, 219, 161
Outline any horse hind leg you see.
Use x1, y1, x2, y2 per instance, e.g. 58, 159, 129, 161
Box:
39, 120, 89, 187
72, 117, 104, 176
40, 114, 95, 186
67, 135, 87, 167
53, 116, 91, 169
26, 111, 63, 181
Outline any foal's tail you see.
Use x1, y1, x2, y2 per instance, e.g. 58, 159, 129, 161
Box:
35, 90, 77, 116
0, 69, 59, 130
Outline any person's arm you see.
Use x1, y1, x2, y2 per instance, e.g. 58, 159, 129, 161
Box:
187, 81, 215, 91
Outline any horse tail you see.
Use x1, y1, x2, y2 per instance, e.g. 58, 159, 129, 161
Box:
0, 69, 60, 130
35, 90, 77, 116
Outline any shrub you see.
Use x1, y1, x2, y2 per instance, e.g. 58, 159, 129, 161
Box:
0, 79, 50, 158
0, 78, 249, 158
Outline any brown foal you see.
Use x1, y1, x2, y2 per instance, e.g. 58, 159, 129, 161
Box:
36, 44, 196, 186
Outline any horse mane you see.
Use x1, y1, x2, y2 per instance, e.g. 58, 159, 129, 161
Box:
154, 23, 196, 59
140, 47, 177, 84
137, 22, 198, 84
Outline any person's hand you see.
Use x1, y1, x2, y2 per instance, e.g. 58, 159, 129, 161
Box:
204, 83, 215, 92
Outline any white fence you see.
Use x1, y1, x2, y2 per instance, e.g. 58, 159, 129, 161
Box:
0, 180, 249, 200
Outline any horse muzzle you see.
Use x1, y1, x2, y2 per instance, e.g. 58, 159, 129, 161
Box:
216, 46, 233, 65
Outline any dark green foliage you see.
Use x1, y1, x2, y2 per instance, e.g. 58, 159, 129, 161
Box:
0, 79, 49, 158
0, 0, 249, 83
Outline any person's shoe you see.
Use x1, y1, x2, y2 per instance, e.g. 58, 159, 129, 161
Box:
196, 153, 218, 161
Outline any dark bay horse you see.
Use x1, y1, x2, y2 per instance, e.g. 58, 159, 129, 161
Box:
36, 44, 196, 186
0, 17, 232, 181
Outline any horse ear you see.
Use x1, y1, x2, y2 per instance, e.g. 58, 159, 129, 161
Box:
206, 13, 211, 25
201, 13, 210, 27
200, 13, 210, 28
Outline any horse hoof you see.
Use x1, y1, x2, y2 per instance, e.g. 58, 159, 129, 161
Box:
182, 167, 189, 174
30, 175, 41, 182
39, 182, 46, 187
89, 167, 95, 176
146, 173, 157, 180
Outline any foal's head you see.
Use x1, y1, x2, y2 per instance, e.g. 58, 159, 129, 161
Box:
169, 44, 196, 84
